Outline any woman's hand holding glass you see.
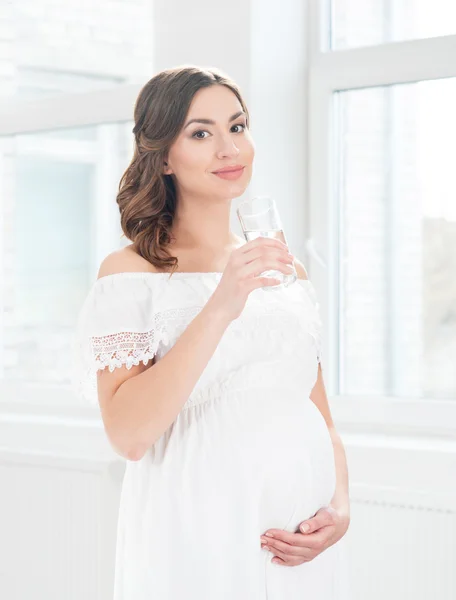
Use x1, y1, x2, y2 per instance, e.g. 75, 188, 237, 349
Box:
207, 236, 295, 323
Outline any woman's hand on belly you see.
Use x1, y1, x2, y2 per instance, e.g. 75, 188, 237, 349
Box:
260, 505, 350, 566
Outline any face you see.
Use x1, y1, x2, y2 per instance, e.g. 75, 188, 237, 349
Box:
164, 84, 255, 200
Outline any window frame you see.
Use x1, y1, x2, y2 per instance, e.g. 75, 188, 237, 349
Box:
307, 0, 456, 436
1, 5, 456, 434
0, 86, 140, 417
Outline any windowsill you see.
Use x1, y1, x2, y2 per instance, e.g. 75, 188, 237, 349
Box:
330, 395, 456, 440
0, 383, 455, 443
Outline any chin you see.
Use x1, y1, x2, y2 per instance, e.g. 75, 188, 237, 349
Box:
202, 170, 252, 199
217, 183, 249, 200
218, 176, 251, 197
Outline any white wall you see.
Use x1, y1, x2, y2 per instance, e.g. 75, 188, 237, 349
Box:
153, 0, 311, 263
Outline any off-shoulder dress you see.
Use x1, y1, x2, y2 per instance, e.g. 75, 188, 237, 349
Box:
72, 271, 350, 599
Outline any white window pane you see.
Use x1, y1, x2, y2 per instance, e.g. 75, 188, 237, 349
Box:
0, 122, 133, 398
332, 0, 456, 50
2, 1, 153, 101
336, 78, 456, 399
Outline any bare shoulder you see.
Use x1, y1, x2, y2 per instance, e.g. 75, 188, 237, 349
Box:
293, 256, 309, 280
97, 244, 161, 279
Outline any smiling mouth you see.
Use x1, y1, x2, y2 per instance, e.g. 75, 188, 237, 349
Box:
212, 166, 245, 180
212, 166, 244, 174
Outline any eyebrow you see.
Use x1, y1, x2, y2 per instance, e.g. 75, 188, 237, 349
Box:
184, 110, 246, 129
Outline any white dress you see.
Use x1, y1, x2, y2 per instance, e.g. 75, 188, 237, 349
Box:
72, 270, 351, 599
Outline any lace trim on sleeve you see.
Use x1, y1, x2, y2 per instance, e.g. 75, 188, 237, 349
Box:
71, 327, 168, 407
92, 329, 167, 372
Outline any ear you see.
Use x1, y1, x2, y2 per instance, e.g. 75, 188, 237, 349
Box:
163, 160, 173, 176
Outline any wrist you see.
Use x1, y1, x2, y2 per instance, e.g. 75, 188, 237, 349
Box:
330, 502, 350, 521
203, 299, 232, 329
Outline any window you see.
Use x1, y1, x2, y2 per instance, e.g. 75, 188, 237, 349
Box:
0, 123, 133, 401
332, 0, 456, 50
0, 0, 153, 409
2, 1, 154, 102
308, 0, 456, 433
337, 80, 456, 399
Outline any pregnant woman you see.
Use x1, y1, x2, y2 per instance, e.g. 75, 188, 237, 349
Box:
73, 65, 351, 599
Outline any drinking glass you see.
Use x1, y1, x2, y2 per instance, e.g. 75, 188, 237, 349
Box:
236, 196, 297, 290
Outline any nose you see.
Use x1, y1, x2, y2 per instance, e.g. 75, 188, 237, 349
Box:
215, 133, 240, 160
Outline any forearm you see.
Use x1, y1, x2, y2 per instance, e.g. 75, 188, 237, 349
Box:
328, 427, 350, 520
111, 299, 230, 459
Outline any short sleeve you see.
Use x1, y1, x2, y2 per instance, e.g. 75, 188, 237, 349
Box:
297, 278, 323, 364
70, 274, 167, 405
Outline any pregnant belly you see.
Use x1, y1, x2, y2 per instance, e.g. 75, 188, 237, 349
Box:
169, 388, 336, 534
245, 391, 337, 534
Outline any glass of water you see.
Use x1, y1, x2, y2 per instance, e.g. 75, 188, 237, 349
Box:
236, 196, 297, 290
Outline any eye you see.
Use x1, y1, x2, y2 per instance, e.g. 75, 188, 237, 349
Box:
192, 130, 210, 140
231, 123, 246, 133
191, 122, 247, 140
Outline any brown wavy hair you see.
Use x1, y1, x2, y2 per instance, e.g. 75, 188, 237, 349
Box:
116, 65, 251, 274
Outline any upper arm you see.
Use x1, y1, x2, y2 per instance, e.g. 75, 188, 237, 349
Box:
95, 248, 157, 434
96, 355, 154, 427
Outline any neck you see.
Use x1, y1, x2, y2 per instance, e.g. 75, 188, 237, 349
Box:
170, 195, 241, 251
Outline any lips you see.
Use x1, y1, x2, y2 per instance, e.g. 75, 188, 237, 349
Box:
212, 166, 245, 180
212, 165, 244, 174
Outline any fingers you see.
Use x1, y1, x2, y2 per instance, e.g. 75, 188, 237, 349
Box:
262, 529, 303, 546
240, 251, 294, 281
300, 507, 337, 534
261, 528, 329, 555
232, 235, 293, 287
264, 540, 313, 566
244, 247, 294, 265
261, 530, 327, 566
260, 508, 340, 567
270, 548, 303, 566
262, 535, 304, 557
241, 236, 289, 253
